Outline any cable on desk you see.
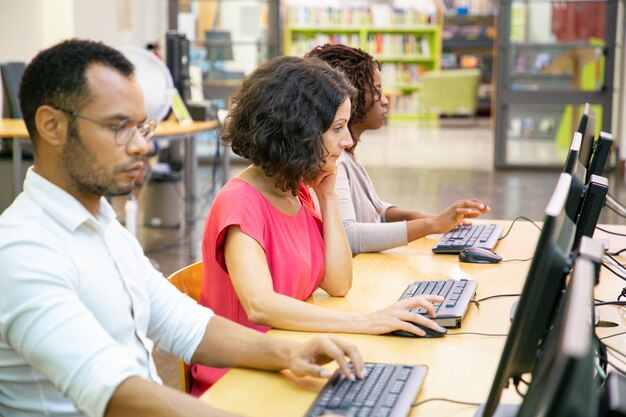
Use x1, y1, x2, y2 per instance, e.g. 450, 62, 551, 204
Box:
472, 294, 520, 310
475, 294, 521, 303
447, 332, 508, 337
601, 263, 626, 282
412, 397, 481, 408
597, 226, 626, 237
497, 216, 542, 241
605, 251, 626, 268
603, 343, 626, 367
501, 257, 533, 263
599, 331, 626, 341
595, 301, 626, 307
606, 358, 626, 377
608, 247, 626, 257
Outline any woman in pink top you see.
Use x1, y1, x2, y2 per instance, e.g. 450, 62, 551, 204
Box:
192, 56, 444, 395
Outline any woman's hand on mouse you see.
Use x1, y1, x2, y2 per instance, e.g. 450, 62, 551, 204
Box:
362, 294, 445, 337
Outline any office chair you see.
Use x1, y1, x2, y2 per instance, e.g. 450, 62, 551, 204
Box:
1, 62, 25, 118
166, 260, 203, 393
0, 61, 33, 211
420, 68, 481, 120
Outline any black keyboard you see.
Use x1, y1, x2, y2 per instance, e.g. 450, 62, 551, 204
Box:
432, 223, 503, 254
397, 279, 477, 328
304, 363, 427, 417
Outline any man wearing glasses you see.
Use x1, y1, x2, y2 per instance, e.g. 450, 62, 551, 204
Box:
0, 39, 363, 417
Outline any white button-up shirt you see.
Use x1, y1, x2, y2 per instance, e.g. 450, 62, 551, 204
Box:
0, 168, 214, 417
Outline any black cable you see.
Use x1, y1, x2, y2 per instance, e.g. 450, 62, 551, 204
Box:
412, 397, 481, 408
605, 358, 626, 377
602, 345, 626, 376
605, 251, 626, 267
447, 332, 508, 337
475, 294, 521, 303
600, 331, 626, 341
608, 247, 626, 257
597, 226, 626, 237
472, 294, 520, 311
601, 263, 626, 282
595, 301, 626, 307
604, 343, 626, 364
497, 216, 542, 241
501, 257, 533, 263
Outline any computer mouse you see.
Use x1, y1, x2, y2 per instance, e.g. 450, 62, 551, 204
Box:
391, 322, 447, 338
459, 247, 502, 264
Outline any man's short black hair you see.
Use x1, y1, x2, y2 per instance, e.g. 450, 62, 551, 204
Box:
19, 38, 134, 146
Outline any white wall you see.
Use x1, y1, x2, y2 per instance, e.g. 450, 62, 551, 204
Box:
0, 0, 46, 62
0, 0, 168, 63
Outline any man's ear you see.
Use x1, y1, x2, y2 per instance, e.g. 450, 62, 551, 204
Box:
34, 105, 68, 147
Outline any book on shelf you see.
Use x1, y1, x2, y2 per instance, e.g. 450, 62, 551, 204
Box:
419, 37, 430, 57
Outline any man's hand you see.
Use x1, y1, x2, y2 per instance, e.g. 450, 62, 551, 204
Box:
288, 336, 365, 381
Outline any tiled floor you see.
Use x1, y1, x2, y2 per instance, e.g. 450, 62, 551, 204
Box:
135, 118, 626, 389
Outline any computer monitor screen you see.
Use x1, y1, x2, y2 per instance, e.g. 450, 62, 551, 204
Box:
477, 173, 576, 417
562, 130, 608, 253
562, 132, 587, 222
577, 103, 596, 169
514, 255, 598, 417
205, 31, 234, 63
587, 131, 613, 180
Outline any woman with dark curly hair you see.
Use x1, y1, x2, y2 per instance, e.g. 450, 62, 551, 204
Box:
306, 44, 491, 255
193, 56, 444, 395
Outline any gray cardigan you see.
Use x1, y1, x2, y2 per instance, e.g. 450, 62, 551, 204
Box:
336, 152, 408, 255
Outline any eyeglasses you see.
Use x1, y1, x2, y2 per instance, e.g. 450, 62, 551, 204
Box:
57, 108, 157, 146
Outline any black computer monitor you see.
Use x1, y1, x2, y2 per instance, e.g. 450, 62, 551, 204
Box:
166, 31, 191, 102
512, 254, 598, 417
562, 132, 587, 222
562, 130, 609, 253
476, 173, 576, 417
577, 103, 596, 169
476, 236, 601, 417
587, 131, 613, 180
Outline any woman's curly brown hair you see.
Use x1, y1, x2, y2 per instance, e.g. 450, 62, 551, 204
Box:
305, 44, 380, 152
222, 56, 356, 195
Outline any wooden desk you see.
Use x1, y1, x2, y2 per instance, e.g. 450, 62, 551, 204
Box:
200, 220, 543, 416
0, 118, 218, 258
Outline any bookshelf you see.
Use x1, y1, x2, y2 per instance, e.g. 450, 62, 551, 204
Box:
442, 14, 496, 115
494, 0, 619, 169
283, 6, 441, 122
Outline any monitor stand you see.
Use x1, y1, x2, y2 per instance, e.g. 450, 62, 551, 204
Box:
474, 403, 519, 417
